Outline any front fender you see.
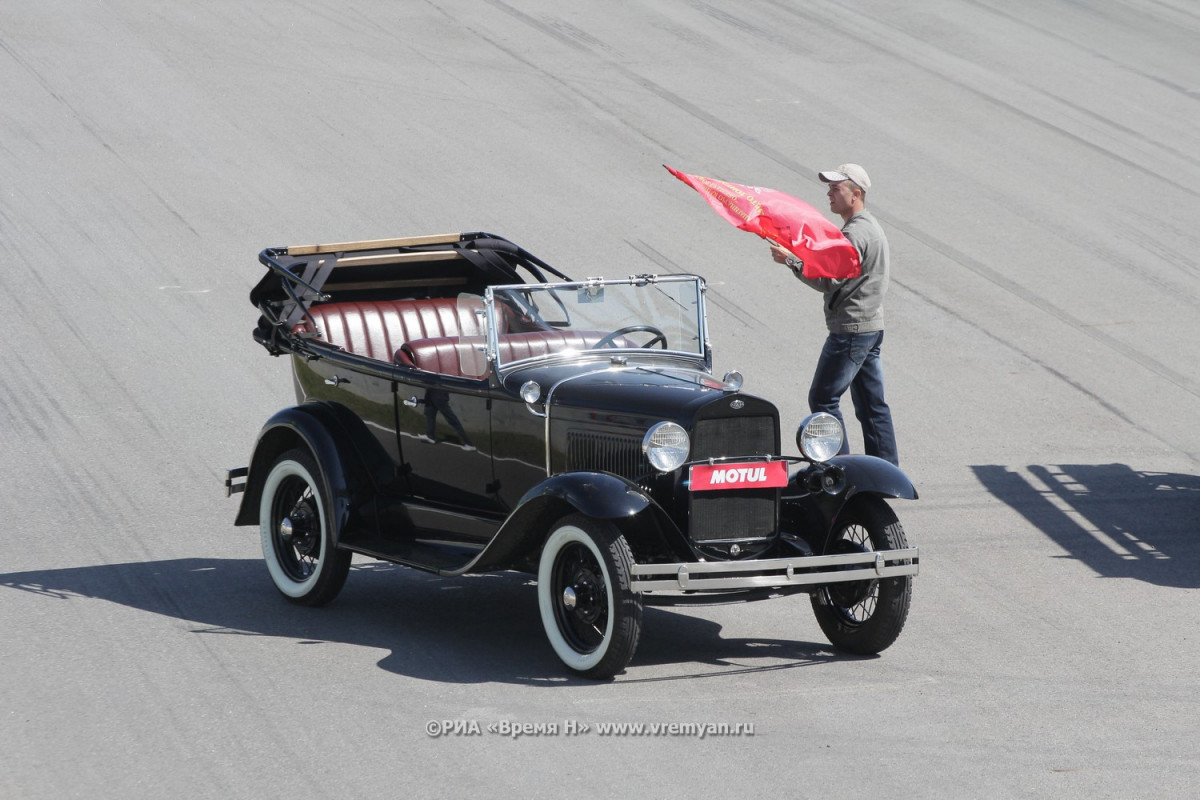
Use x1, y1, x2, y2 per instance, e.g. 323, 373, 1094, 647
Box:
836, 455, 919, 501
518, 471, 654, 518
784, 455, 917, 551
453, 472, 678, 574
232, 403, 392, 543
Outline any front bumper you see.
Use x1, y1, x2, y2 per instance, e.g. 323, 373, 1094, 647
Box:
630, 548, 919, 594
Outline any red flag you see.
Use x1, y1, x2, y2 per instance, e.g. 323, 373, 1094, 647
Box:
665, 165, 861, 279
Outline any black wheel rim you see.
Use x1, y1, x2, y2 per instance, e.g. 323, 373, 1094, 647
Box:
270, 473, 321, 582
824, 522, 879, 625
550, 541, 608, 654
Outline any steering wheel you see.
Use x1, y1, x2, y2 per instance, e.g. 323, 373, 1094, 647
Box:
592, 325, 668, 349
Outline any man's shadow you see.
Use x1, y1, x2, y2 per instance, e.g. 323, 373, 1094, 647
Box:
0, 557, 842, 683
972, 463, 1200, 588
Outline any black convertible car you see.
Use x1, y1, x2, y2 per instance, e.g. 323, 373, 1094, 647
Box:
227, 232, 919, 678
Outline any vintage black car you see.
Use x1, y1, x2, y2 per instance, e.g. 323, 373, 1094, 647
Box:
227, 232, 919, 678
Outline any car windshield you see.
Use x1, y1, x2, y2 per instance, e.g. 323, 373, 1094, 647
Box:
474, 275, 706, 371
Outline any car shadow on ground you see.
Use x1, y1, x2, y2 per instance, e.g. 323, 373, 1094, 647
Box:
972, 463, 1200, 588
0, 557, 845, 684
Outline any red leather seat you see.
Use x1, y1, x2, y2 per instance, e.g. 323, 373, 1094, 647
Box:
400, 331, 613, 378
298, 297, 492, 362
397, 337, 472, 375
492, 330, 615, 363
300, 298, 621, 377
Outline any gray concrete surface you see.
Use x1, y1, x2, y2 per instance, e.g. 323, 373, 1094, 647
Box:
2, 1, 1197, 797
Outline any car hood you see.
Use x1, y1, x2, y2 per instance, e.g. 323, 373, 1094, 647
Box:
507, 360, 748, 418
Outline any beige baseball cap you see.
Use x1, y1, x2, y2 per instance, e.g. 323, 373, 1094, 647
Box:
819, 163, 871, 190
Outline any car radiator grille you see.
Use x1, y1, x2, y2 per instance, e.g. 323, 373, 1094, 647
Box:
566, 431, 645, 482
689, 415, 778, 542
691, 416, 776, 460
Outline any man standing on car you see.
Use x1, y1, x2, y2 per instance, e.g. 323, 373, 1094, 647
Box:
768, 163, 899, 466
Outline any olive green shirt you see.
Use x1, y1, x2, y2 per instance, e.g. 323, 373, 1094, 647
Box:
796, 210, 889, 334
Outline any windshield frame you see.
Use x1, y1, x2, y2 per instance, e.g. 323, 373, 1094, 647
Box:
477, 274, 712, 374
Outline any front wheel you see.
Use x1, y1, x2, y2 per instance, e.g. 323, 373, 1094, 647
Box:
537, 515, 643, 679
811, 497, 912, 654
259, 448, 351, 606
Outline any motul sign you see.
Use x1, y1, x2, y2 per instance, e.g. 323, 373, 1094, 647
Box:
689, 461, 788, 491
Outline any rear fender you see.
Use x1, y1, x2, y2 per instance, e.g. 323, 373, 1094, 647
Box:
233, 403, 392, 543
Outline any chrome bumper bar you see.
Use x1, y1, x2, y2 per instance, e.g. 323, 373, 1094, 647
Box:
630, 548, 919, 594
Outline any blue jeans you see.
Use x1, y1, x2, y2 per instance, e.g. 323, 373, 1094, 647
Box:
808, 331, 899, 465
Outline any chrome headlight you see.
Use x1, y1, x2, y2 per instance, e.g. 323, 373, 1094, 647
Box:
642, 421, 690, 472
796, 412, 843, 462
520, 380, 541, 404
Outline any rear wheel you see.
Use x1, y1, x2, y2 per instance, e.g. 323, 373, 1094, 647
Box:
811, 497, 912, 654
537, 515, 643, 679
259, 449, 351, 606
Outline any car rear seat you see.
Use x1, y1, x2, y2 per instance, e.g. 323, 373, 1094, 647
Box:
298, 297, 491, 362
300, 300, 622, 378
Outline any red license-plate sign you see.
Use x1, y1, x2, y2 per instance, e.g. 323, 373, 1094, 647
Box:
690, 461, 788, 491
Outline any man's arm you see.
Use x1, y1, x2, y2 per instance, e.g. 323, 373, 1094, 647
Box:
769, 243, 839, 291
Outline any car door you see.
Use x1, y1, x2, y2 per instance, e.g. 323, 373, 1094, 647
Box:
393, 367, 501, 522
293, 352, 402, 467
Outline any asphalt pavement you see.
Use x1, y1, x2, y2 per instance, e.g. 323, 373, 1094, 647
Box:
2, 1, 1198, 797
